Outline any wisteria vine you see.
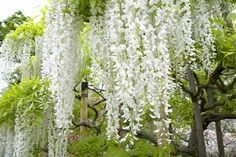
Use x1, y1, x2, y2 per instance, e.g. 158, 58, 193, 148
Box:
41, 0, 82, 156
0, 0, 232, 156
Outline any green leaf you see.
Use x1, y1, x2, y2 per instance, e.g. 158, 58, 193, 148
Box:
17, 98, 24, 107
90, 0, 96, 9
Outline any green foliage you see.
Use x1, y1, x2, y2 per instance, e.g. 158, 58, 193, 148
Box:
126, 141, 174, 157
68, 135, 178, 157
72, 0, 105, 19
68, 135, 108, 157
194, 70, 208, 84
0, 77, 50, 127
0, 11, 29, 45
6, 20, 44, 41
212, 15, 236, 68
169, 91, 193, 128
216, 87, 236, 113
26, 56, 36, 76
80, 23, 92, 78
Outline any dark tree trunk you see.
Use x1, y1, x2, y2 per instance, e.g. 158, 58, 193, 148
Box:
188, 127, 197, 157
187, 68, 207, 157
207, 88, 225, 157
215, 121, 225, 157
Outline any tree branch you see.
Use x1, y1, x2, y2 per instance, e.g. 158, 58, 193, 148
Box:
203, 91, 236, 112
119, 128, 158, 146
202, 113, 236, 130
88, 104, 99, 124
227, 77, 236, 89
71, 121, 101, 135
202, 102, 223, 112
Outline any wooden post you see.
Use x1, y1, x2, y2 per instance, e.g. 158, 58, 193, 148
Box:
80, 82, 88, 138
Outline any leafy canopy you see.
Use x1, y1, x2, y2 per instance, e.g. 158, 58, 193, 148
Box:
0, 77, 51, 127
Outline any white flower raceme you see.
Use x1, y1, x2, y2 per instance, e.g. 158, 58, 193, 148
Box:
146, 0, 175, 145
0, 39, 20, 84
4, 129, 15, 157
193, 0, 215, 74
0, 39, 33, 156
0, 38, 33, 86
90, 0, 176, 145
42, 0, 82, 156
89, 4, 107, 89
0, 125, 14, 157
0, 125, 7, 155
207, 0, 223, 18
14, 107, 33, 157
19, 39, 33, 79
0, 36, 35, 157
34, 36, 43, 76
169, 0, 196, 74
102, 0, 123, 140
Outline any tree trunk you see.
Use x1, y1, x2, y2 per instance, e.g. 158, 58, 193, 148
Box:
188, 127, 197, 157
215, 120, 225, 157
207, 88, 225, 157
80, 82, 88, 138
187, 68, 207, 157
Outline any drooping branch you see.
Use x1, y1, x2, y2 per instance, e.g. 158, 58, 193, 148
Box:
71, 121, 101, 135
119, 128, 158, 146
136, 130, 158, 146
73, 81, 81, 93
93, 98, 107, 106
88, 104, 99, 124
88, 85, 106, 100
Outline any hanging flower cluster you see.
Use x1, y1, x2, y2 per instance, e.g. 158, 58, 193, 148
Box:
89, 0, 221, 146
169, 0, 196, 74
0, 38, 36, 157
193, 0, 216, 73
90, 0, 181, 145
0, 39, 20, 84
34, 36, 43, 76
208, 0, 223, 18
0, 125, 15, 157
18, 39, 33, 78
41, 0, 82, 156
14, 106, 33, 157
0, 38, 33, 85
0, 0, 226, 155
90, 0, 121, 140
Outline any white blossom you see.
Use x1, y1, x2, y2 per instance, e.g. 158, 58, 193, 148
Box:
14, 106, 34, 157
42, 0, 82, 156
193, 0, 215, 73
90, 0, 176, 145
